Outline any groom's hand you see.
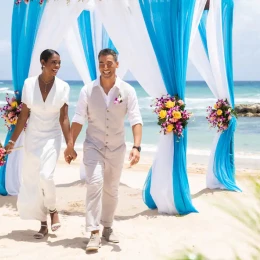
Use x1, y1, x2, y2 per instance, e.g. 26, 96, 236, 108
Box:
129, 148, 140, 167
64, 146, 77, 164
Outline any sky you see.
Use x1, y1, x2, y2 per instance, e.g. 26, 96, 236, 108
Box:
0, 0, 259, 81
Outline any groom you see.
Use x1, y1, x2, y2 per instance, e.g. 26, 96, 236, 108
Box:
65, 48, 143, 252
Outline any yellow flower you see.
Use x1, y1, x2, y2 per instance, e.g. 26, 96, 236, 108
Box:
11, 101, 18, 108
165, 101, 175, 108
214, 104, 218, 109
172, 111, 182, 119
159, 110, 167, 119
11, 119, 17, 125
217, 109, 223, 116
166, 124, 174, 132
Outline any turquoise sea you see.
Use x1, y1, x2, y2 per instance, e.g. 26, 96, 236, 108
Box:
0, 80, 259, 161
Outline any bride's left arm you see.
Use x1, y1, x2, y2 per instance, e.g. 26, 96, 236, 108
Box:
59, 103, 70, 145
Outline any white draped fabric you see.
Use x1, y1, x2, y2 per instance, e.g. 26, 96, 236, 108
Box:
5, 132, 24, 195
93, 11, 129, 78
190, 0, 208, 48
64, 22, 91, 85
95, 0, 205, 214
189, 0, 231, 189
94, 0, 174, 213
5, 0, 92, 195
29, 0, 91, 77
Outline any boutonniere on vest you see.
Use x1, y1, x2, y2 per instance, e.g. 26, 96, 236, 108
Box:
114, 94, 123, 104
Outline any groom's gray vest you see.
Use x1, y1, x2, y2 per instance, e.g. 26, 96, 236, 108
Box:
85, 80, 129, 151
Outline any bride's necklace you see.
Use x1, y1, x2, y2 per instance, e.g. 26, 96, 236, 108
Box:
39, 76, 54, 93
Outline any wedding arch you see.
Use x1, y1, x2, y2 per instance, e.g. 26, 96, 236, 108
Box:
0, 0, 240, 215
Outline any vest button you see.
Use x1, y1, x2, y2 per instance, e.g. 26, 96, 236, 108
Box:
106, 134, 108, 136
107, 109, 109, 112
107, 126, 109, 128
107, 118, 109, 120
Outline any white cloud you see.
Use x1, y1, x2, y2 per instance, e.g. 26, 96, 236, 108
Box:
232, 1, 260, 80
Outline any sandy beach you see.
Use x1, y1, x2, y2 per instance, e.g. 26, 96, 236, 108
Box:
0, 150, 259, 260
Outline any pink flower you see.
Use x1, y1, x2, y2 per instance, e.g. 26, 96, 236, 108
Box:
114, 94, 123, 104
178, 100, 184, 106
171, 118, 179, 123
223, 125, 228, 130
8, 112, 15, 119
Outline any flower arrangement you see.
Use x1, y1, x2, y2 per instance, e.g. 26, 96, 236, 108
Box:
15, 0, 85, 5
0, 92, 23, 131
152, 94, 192, 137
0, 142, 7, 167
206, 99, 237, 132
15, 0, 44, 4
114, 93, 123, 104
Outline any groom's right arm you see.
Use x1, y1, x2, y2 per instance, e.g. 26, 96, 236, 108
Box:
64, 87, 87, 163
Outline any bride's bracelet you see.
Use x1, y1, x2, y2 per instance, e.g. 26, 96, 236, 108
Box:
8, 140, 15, 145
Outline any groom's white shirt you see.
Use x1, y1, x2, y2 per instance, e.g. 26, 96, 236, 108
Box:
72, 76, 143, 127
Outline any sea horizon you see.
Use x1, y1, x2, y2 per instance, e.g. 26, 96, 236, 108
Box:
0, 79, 259, 169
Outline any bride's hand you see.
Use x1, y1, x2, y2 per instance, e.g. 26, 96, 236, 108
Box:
5, 143, 14, 154
64, 146, 77, 164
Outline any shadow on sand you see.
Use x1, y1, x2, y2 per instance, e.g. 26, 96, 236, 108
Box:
0, 194, 17, 209
0, 229, 121, 253
191, 188, 227, 199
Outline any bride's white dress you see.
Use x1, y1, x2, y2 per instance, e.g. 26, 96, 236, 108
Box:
17, 76, 69, 221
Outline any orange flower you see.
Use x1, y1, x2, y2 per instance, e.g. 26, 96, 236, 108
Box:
172, 111, 182, 119
166, 124, 174, 132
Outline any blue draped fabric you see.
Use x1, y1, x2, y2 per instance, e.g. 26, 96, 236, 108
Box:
102, 26, 117, 53
197, 1, 240, 191
140, 0, 197, 214
222, 0, 235, 107
0, 0, 46, 195
198, 10, 209, 56
214, 117, 240, 191
142, 168, 156, 209
78, 11, 117, 82
0, 127, 15, 196
213, 0, 240, 191
78, 11, 97, 81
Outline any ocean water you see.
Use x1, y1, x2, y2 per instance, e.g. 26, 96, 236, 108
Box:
0, 80, 259, 160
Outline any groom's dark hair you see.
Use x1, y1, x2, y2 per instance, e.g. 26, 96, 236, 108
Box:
98, 48, 118, 62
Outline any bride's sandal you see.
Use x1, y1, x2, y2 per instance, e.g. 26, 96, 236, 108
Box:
33, 225, 48, 239
49, 209, 61, 232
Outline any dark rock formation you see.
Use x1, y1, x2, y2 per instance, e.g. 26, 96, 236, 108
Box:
235, 103, 260, 117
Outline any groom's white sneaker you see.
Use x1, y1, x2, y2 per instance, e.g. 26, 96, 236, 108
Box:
102, 227, 119, 243
86, 233, 101, 252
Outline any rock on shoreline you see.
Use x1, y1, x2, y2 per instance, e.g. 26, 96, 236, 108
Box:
235, 103, 260, 117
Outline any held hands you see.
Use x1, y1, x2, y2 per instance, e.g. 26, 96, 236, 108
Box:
129, 148, 140, 167
64, 145, 77, 164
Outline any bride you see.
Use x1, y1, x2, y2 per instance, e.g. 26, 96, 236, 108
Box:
5, 49, 75, 239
